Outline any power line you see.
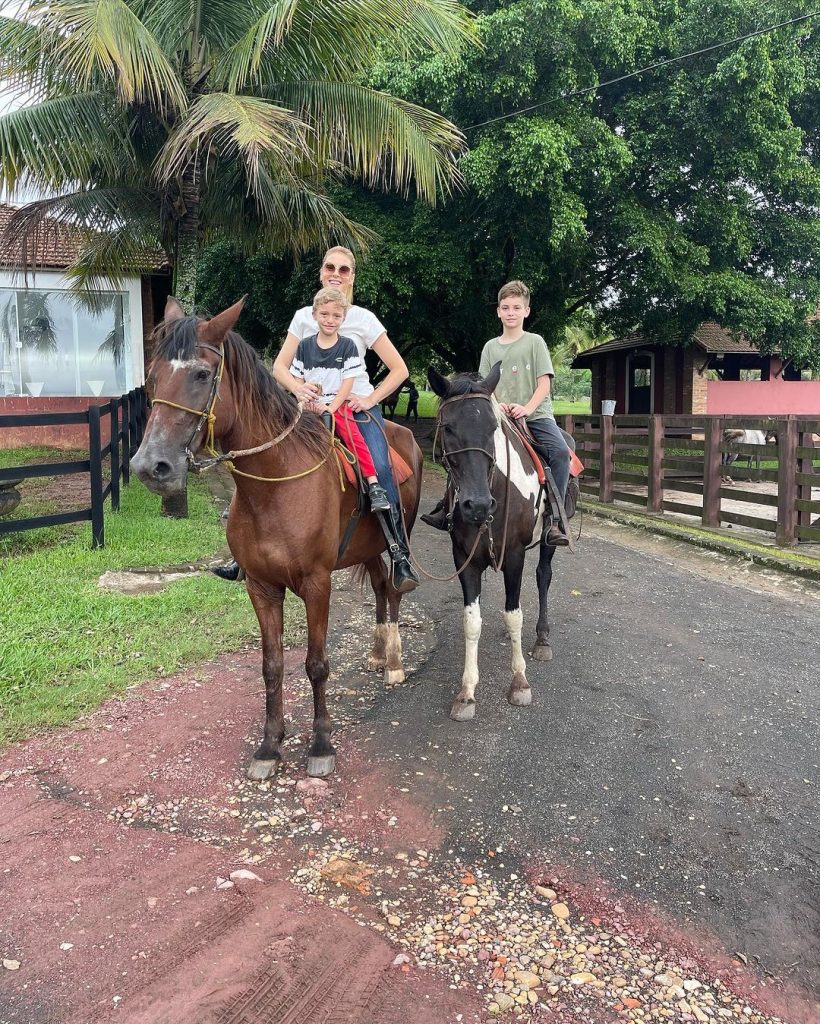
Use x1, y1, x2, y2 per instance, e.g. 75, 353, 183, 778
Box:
465, 9, 820, 131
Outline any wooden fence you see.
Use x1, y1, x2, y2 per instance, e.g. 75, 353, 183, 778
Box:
556, 414, 820, 546
0, 387, 148, 548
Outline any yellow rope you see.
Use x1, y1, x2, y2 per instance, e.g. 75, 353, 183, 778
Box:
151, 366, 345, 490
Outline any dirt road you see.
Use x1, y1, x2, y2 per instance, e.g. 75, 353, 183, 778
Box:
1, 474, 818, 1024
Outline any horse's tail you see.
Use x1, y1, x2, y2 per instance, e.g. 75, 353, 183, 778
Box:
351, 562, 373, 592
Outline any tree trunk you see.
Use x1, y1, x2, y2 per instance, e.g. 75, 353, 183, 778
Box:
166, 160, 202, 519
174, 160, 201, 312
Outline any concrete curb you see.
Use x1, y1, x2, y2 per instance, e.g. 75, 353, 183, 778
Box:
581, 500, 820, 584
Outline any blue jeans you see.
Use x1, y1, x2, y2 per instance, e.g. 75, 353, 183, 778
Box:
354, 407, 399, 506
527, 417, 571, 501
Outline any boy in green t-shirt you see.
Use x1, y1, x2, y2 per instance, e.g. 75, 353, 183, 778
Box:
424, 280, 571, 546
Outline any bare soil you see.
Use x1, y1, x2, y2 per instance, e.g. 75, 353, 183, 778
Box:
0, 650, 480, 1024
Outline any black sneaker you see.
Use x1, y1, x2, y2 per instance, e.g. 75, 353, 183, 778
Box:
368, 483, 391, 511
211, 559, 243, 581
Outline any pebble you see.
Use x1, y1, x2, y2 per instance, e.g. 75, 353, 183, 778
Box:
534, 885, 557, 900
550, 902, 570, 920
3, 960, 21, 971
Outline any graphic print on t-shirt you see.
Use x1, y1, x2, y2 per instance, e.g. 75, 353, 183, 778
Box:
290, 333, 363, 404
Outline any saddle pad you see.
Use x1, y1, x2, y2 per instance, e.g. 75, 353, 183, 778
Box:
509, 418, 584, 479
334, 446, 413, 487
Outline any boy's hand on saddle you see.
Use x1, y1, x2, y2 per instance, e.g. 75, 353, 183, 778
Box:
296, 382, 320, 403
504, 403, 529, 420
305, 400, 325, 414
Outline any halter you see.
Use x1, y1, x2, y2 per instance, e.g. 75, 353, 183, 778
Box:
150, 342, 343, 486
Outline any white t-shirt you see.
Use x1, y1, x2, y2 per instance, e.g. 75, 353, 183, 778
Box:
287, 305, 386, 397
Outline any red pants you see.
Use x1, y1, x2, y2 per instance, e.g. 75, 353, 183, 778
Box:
334, 407, 376, 478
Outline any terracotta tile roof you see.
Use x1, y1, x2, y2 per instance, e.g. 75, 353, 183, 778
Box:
0, 203, 168, 273
572, 321, 760, 368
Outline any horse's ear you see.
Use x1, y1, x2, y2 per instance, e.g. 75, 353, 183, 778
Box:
164, 296, 185, 322
428, 367, 450, 399
482, 360, 502, 395
200, 295, 247, 344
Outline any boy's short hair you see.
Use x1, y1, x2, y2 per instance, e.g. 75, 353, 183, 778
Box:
498, 280, 530, 304
312, 287, 350, 313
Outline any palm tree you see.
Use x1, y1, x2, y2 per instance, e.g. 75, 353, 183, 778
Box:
0, 0, 475, 307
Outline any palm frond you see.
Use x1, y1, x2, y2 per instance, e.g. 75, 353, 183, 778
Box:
216, 0, 476, 90
34, 0, 186, 110
5, 190, 167, 293
0, 93, 131, 195
274, 81, 464, 203
203, 161, 376, 254
155, 92, 310, 195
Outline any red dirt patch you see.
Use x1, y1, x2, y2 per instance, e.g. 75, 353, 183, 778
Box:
0, 651, 482, 1024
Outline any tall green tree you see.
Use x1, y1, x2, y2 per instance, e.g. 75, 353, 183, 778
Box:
0, 0, 476, 307
365, 0, 820, 370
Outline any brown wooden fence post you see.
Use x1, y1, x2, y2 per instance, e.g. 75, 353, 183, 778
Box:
776, 416, 798, 546
647, 414, 664, 513
563, 414, 575, 438
796, 424, 814, 532
702, 417, 722, 528
599, 414, 614, 502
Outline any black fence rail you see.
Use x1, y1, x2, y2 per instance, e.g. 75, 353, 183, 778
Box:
0, 387, 148, 548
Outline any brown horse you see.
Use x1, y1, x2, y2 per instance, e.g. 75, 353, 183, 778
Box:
132, 298, 423, 779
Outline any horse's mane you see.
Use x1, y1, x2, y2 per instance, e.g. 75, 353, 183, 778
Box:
151, 316, 329, 456
438, 372, 502, 424
441, 371, 489, 397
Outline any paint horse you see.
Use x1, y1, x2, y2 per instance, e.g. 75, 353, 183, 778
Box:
132, 298, 423, 779
427, 366, 579, 721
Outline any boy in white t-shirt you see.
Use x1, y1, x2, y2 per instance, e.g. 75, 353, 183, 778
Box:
288, 288, 389, 511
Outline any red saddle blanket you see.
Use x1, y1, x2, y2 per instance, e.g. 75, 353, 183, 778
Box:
507, 420, 584, 484
335, 445, 414, 489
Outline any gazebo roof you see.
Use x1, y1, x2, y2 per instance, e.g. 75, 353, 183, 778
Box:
572, 322, 760, 368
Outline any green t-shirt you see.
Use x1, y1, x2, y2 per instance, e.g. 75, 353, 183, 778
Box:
479, 331, 555, 421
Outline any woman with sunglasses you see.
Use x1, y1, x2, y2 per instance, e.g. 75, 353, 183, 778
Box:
213, 246, 419, 593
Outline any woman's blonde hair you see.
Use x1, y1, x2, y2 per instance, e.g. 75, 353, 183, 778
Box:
321, 246, 356, 301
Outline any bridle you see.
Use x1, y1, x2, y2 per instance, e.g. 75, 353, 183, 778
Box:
425, 391, 513, 574
149, 342, 342, 485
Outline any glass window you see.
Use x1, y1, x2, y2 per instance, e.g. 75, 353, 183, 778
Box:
0, 288, 131, 397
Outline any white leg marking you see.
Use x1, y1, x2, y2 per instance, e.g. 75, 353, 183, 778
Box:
503, 608, 526, 676
368, 622, 388, 670
460, 600, 482, 701
384, 622, 405, 685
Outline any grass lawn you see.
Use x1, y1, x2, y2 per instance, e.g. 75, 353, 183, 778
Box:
0, 457, 302, 746
387, 390, 590, 420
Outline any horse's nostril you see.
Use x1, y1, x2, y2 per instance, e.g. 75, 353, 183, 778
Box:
153, 460, 172, 481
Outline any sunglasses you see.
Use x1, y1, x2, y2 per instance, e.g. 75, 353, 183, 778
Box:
324, 262, 353, 276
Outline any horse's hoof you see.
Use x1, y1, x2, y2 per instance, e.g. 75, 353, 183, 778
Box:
385, 668, 405, 685
306, 754, 336, 778
247, 758, 280, 781
531, 643, 553, 662
449, 699, 476, 721
508, 686, 532, 707
368, 655, 386, 671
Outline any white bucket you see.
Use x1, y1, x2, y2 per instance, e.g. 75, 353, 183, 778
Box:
601, 399, 616, 416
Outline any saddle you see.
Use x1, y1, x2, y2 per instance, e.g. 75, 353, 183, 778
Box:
334, 443, 413, 488
505, 416, 584, 546
508, 418, 584, 480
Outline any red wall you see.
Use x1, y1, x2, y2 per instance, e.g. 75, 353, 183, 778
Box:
0, 397, 116, 450
706, 380, 820, 416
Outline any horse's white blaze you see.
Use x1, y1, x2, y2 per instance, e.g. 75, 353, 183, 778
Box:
503, 608, 526, 676
460, 599, 482, 700
169, 358, 200, 373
